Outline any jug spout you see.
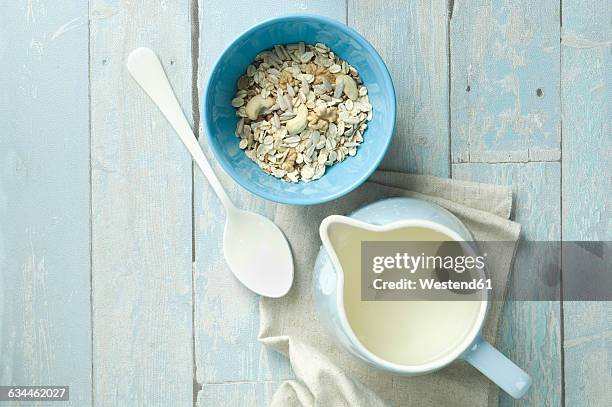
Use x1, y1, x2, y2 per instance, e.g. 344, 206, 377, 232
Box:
319, 215, 366, 266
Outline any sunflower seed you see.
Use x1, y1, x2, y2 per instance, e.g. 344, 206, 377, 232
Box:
333, 79, 345, 99
299, 51, 314, 63
329, 64, 341, 73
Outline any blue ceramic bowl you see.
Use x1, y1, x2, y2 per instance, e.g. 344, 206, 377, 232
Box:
203, 14, 396, 205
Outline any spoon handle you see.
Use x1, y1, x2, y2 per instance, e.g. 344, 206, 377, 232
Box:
126, 47, 234, 211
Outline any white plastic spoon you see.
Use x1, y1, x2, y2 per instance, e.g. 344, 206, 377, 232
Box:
127, 47, 293, 298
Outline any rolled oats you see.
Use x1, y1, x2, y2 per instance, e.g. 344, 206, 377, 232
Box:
233, 42, 372, 183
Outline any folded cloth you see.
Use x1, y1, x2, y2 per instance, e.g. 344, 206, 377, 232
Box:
259, 171, 521, 407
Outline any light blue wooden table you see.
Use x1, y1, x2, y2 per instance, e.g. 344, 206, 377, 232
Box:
1, 0, 610, 406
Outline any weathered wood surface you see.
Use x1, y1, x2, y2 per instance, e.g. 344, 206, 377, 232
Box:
453, 163, 562, 407
349, 0, 450, 177
0, 1, 92, 406
2, 0, 610, 405
90, 0, 194, 405
450, 0, 561, 164
199, 381, 283, 406
450, 0, 564, 405
561, 0, 612, 405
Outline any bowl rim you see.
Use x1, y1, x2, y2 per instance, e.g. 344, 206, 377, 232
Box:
203, 13, 396, 206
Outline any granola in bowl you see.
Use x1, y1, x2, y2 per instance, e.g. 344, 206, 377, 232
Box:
232, 42, 372, 183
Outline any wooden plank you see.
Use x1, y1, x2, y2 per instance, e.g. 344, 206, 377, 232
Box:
89, 1, 194, 405
561, 0, 612, 405
451, 1, 564, 404
0, 1, 92, 405
349, 0, 450, 176
197, 381, 283, 407
194, 1, 347, 390
453, 162, 562, 407
450, 0, 561, 164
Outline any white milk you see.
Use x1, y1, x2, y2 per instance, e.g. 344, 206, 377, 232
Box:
328, 223, 482, 366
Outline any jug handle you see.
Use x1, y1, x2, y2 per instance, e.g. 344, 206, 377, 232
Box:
462, 335, 532, 399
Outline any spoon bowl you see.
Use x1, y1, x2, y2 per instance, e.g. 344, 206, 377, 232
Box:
224, 209, 293, 297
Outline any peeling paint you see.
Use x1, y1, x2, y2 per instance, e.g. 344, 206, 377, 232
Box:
51, 17, 83, 41
562, 32, 612, 49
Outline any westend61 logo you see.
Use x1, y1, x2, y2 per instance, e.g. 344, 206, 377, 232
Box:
371, 252, 487, 274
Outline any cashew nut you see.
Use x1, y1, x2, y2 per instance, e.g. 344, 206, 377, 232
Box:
286, 104, 308, 135
336, 74, 358, 100
245, 95, 274, 120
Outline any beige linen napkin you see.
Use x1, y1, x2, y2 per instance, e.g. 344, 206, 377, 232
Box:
259, 171, 521, 407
